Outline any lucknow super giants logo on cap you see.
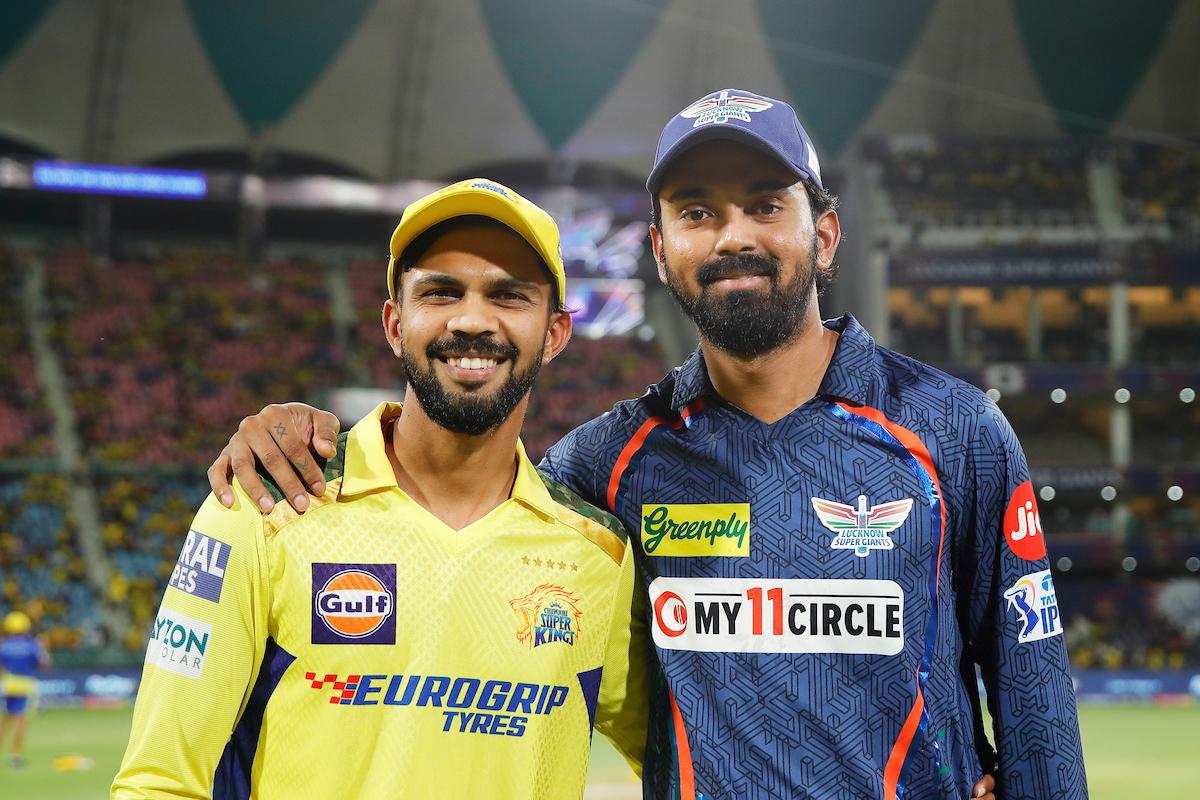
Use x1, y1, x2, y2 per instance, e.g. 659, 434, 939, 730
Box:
680, 90, 773, 127
312, 563, 397, 645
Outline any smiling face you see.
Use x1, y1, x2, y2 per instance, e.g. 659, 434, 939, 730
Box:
650, 139, 840, 359
383, 219, 571, 436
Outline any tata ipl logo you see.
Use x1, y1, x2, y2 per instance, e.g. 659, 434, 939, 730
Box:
812, 495, 913, 557
312, 563, 397, 645
1003, 569, 1062, 644
640, 504, 750, 557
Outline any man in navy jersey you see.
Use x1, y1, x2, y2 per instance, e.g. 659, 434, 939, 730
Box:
209, 90, 1084, 798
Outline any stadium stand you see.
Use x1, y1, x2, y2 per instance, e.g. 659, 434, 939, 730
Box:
0, 473, 101, 650
0, 249, 55, 460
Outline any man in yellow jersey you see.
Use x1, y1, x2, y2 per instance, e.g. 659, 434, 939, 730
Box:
112, 179, 646, 799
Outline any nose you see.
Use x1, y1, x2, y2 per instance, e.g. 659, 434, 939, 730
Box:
447, 292, 498, 338
714, 209, 757, 257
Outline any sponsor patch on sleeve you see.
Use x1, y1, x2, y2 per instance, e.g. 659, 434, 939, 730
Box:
649, 577, 904, 655
145, 607, 212, 680
1003, 569, 1062, 643
640, 503, 750, 557
1003, 481, 1047, 561
168, 530, 231, 603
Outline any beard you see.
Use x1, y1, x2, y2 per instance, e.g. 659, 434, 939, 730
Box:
663, 237, 818, 359
401, 333, 544, 436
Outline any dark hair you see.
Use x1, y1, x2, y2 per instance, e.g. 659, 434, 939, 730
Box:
392, 214, 566, 313
650, 181, 839, 231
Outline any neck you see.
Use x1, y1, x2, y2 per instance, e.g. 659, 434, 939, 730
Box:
388, 392, 526, 529
701, 296, 839, 424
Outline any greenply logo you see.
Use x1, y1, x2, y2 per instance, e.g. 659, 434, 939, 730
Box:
640, 504, 750, 557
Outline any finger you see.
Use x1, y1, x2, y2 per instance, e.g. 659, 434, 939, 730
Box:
268, 411, 327, 498
226, 440, 275, 514
311, 410, 341, 462
245, 420, 311, 513
207, 454, 235, 508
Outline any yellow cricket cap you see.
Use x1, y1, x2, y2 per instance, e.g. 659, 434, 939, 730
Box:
3, 611, 31, 635
387, 178, 566, 307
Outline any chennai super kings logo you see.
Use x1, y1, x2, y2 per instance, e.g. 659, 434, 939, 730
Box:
679, 90, 773, 127
812, 495, 914, 557
509, 585, 583, 648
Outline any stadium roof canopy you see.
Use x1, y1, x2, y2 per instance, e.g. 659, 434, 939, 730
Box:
1, 0, 1196, 181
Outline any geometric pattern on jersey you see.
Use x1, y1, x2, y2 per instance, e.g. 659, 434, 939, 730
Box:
541, 314, 1087, 800
113, 402, 642, 800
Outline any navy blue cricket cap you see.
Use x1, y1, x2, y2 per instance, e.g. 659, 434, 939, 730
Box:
646, 88, 823, 195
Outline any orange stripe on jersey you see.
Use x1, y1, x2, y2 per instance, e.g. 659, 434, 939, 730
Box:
669, 689, 696, 800
883, 670, 925, 800
607, 417, 669, 512
837, 403, 946, 800
836, 402, 947, 585
605, 400, 703, 514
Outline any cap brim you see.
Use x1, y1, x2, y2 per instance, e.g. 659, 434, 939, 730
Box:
388, 188, 560, 303
646, 124, 811, 194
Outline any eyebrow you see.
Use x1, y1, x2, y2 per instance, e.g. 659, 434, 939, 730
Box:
407, 272, 541, 294
665, 186, 708, 203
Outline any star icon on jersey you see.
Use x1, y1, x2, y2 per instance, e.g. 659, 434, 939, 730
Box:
533, 557, 543, 567
521, 555, 530, 565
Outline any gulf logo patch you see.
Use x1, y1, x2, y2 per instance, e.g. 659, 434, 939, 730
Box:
1003, 481, 1047, 561
312, 563, 396, 645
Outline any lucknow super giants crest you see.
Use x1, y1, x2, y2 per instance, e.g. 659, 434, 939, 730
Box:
812, 495, 914, 557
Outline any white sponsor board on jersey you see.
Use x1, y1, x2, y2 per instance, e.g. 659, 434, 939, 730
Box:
145, 607, 212, 679
649, 577, 904, 655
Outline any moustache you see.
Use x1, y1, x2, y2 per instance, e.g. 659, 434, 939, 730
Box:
425, 336, 519, 362
696, 253, 780, 286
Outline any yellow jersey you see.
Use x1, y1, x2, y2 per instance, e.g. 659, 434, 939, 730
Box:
113, 403, 646, 799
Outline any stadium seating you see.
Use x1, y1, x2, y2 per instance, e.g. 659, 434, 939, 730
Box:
0, 249, 55, 459
0, 474, 102, 649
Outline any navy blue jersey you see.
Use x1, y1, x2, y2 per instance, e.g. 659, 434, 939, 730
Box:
541, 315, 1086, 800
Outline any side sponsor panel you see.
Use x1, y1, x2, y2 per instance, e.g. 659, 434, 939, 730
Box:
145, 608, 212, 680
168, 530, 231, 602
649, 577, 904, 655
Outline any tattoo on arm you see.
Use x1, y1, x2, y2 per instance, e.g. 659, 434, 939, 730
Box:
273, 423, 287, 439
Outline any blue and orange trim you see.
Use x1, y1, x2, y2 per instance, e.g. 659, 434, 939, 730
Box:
830, 402, 947, 800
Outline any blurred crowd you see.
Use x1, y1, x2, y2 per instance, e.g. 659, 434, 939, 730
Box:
868, 139, 1093, 226
2, 246, 667, 658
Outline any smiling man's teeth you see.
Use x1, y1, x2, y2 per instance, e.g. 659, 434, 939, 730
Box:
447, 357, 497, 370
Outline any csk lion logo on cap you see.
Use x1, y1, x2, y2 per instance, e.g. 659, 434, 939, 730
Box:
312, 563, 397, 645
680, 89, 773, 128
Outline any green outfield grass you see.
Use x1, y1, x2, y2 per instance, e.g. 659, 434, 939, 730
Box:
0, 703, 1191, 798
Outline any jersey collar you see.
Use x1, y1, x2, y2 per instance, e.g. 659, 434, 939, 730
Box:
339, 402, 558, 521
669, 313, 876, 412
